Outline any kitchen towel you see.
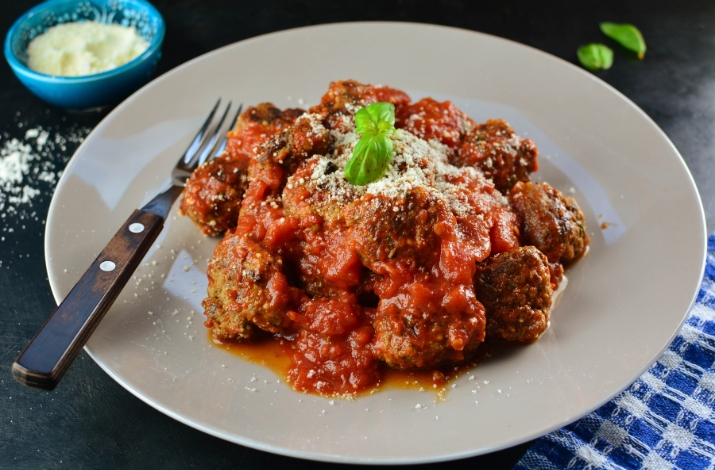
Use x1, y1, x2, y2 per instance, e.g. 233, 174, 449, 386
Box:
515, 234, 715, 469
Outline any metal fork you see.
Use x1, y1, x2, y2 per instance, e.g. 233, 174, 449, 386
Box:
12, 100, 241, 391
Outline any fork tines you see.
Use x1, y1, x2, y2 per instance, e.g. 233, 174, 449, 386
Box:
182, 100, 242, 170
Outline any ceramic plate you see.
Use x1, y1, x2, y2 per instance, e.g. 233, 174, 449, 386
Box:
45, 22, 706, 464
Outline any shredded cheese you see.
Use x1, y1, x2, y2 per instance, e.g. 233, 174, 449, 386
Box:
27, 21, 149, 77
294, 122, 506, 230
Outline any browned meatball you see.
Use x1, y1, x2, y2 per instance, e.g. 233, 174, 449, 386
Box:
395, 97, 475, 155
203, 233, 293, 340
225, 103, 304, 159
309, 80, 411, 132
343, 187, 445, 268
313, 80, 376, 113
455, 119, 538, 193
258, 113, 330, 173
315, 79, 411, 112
180, 103, 304, 236
509, 181, 589, 264
179, 153, 249, 236
282, 159, 353, 225
344, 187, 489, 369
475, 246, 552, 342
372, 291, 485, 369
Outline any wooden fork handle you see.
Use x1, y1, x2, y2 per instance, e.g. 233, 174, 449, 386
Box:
12, 209, 164, 390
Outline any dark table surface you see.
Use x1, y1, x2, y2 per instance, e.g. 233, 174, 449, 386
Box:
2, 0, 714, 468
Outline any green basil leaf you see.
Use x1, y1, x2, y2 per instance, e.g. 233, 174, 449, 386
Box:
577, 43, 614, 71
600, 22, 646, 59
354, 106, 378, 137
344, 134, 393, 186
354, 102, 395, 137
345, 102, 397, 186
370, 134, 394, 163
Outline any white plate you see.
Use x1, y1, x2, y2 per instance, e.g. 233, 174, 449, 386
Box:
45, 22, 706, 464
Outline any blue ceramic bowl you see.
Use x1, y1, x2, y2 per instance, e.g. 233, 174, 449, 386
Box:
4, 0, 165, 109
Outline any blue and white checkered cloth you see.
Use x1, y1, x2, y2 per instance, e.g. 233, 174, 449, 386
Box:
515, 234, 715, 470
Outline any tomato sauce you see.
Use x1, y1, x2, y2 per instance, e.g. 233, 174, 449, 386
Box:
210, 329, 492, 398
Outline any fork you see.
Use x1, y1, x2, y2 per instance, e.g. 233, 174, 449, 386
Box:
12, 100, 241, 391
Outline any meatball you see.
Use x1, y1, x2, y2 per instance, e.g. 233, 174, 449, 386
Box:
179, 153, 249, 236
315, 79, 411, 112
395, 97, 475, 154
309, 80, 411, 132
180, 103, 303, 236
474, 246, 553, 342
225, 102, 304, 159
203, 233, 293, 340
343, 186, 489, 369
258, 113, 330, 173
509, 181, 589, 264
343, 187, 445, 268
455, 119, 538, 193
372, 282, 486, 369
282, 158, 356, 225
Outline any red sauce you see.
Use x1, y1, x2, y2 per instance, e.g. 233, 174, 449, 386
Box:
395, 97, 475, 154
209, 329, 492, 398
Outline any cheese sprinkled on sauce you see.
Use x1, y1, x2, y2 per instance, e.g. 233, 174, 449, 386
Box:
293, 118, 506, 235
27, 22, 149, 77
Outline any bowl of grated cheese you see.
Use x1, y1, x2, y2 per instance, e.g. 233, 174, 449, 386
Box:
4, 0, 165, 109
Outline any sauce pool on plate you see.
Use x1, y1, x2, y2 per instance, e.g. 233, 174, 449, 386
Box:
209, 328, 492, 399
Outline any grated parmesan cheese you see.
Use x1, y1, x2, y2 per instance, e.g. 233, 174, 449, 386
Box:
292, 122, 507, 234
0, 125, 89, 223
27, 22, 149, 77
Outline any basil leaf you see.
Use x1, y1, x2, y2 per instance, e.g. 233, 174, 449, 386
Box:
577, 43, 614, 71
345, 102, 396, 186
354, 106, 378, 137
354, 102, 395, 136
344, 134, 393, 185
600, 22, 646, 59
